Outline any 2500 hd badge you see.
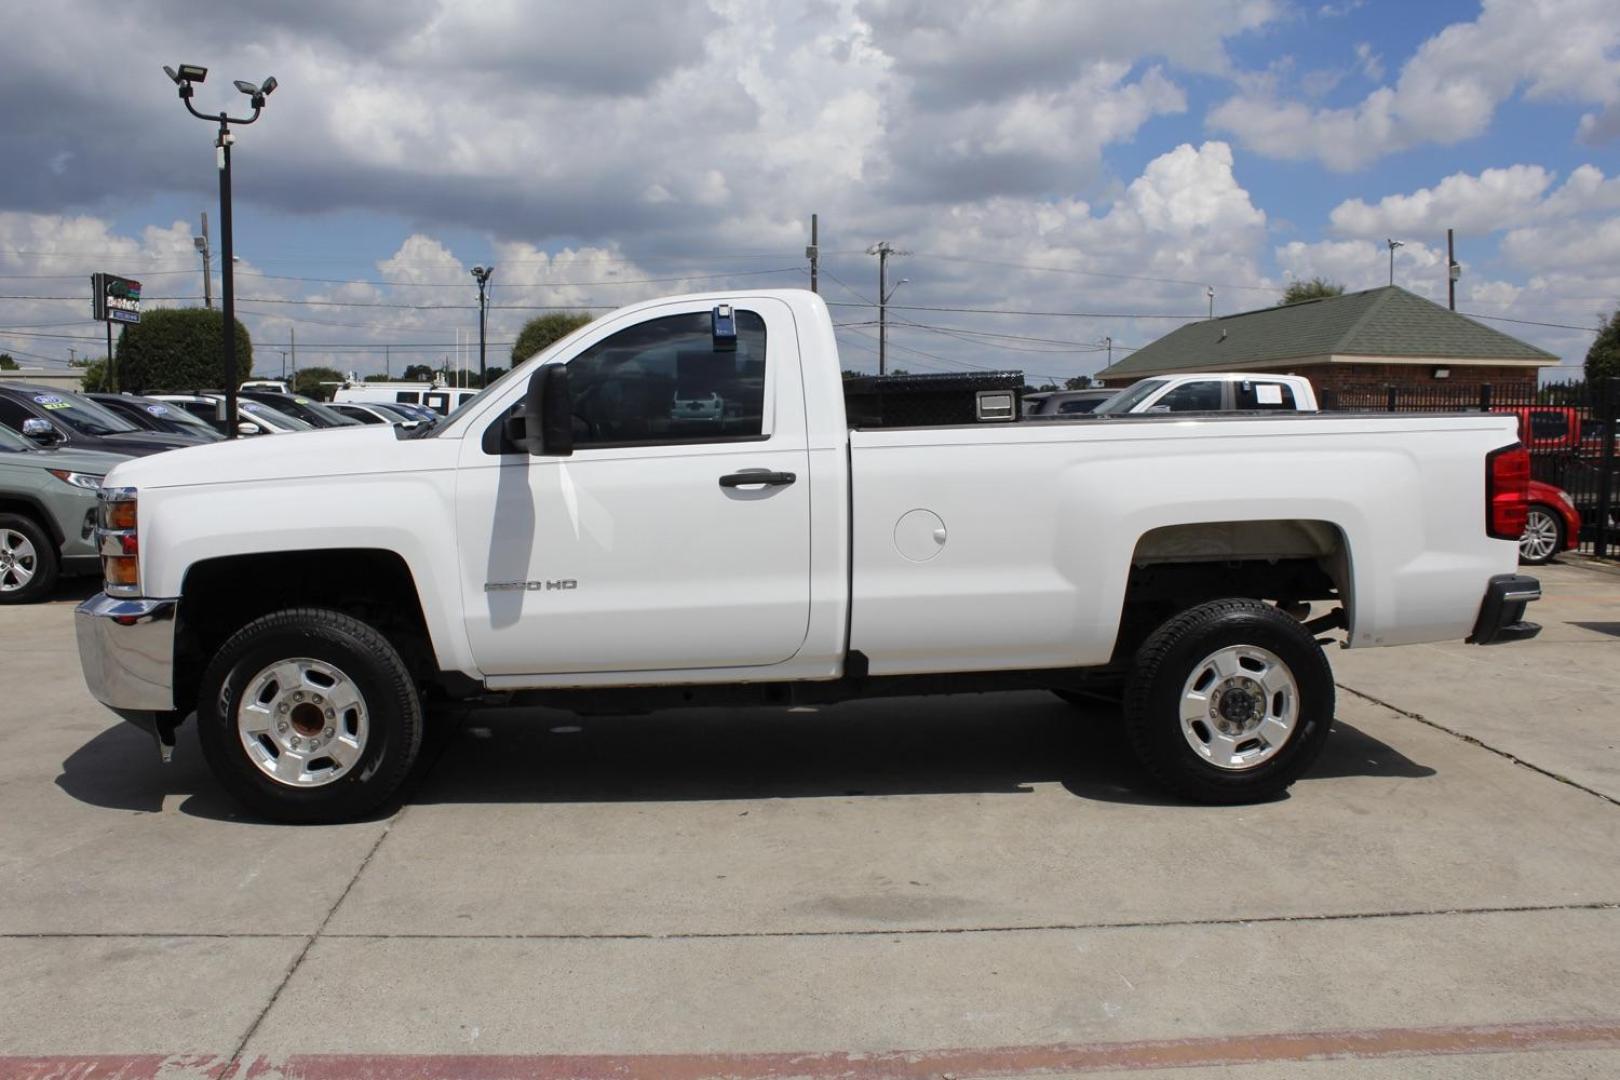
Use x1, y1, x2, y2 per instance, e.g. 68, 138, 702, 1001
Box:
484, 579, 578, 592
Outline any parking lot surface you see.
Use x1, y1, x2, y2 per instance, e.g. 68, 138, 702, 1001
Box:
1, 562, 1617, 1078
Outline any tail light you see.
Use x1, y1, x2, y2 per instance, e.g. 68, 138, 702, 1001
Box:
1485, 443, 1530, 541
98, 487, 140, 596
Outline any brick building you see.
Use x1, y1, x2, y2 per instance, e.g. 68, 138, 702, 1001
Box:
1095, 286, 1558, 396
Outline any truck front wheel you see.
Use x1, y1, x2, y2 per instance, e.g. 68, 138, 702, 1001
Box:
197, 608, 424, 823
1123, 598, 1333, 804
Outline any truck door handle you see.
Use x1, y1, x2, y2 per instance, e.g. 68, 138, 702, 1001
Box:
718, 470, 796, 488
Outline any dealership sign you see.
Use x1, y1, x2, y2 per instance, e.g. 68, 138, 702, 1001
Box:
91, 273, 142, 325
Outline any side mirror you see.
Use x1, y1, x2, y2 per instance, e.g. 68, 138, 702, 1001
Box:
20, 417, 58, 442
520, 364, 573, 456
237, 422, 262, 436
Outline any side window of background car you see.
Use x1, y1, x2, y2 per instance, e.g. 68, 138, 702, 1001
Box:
1235, 381, 1296, 409
564, 310, 767, 447
0, 397, 31, 430
1156, 381, 1223, 412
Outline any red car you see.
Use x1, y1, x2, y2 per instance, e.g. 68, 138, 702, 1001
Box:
1519, 479, 1581, 565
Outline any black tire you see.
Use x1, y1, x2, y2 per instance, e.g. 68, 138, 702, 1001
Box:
197, 608, 423, 823
0, 512, 59, 605
1518, 503, 1564, 565
1123, 598, 1333, 805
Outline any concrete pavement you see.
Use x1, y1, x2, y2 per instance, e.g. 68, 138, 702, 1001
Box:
0, 561, 1616, 1078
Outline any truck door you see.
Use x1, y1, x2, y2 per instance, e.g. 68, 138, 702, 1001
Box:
455, 298, 812, 677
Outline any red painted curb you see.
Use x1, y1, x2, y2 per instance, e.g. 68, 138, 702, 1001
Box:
4, 1018, 1618, 1080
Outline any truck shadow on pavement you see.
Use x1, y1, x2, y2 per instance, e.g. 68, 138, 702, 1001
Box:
55, 691, 1435, 820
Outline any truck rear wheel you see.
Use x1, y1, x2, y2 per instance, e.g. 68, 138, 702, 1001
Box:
1123, 598, 1333, 804
197, 608, 423, 823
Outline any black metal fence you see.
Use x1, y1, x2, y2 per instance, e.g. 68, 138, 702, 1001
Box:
1321, 377, 1620, 559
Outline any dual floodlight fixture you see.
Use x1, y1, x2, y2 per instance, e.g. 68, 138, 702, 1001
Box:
164, 64, 276, 110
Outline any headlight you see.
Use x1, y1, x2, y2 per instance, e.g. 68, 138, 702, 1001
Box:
1558, 490, 1576, 510
48, 469, 104, 490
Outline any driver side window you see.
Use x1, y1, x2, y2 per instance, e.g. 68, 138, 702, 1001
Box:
1155, 380, 1223, 412
566, 310, 767, 446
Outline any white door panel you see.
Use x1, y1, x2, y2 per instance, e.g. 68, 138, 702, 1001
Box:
456, 297, 811, 677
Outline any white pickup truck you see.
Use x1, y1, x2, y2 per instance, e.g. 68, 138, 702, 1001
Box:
76, 289, 1542, 822
1096, 372, 1320, 414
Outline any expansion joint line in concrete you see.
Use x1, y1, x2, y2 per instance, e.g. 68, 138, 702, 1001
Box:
1336, 682, 1620, 809
5, 900, 1616, 945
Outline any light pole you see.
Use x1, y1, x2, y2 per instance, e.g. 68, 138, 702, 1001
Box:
163, 63, 276, 437
471, 265, 494, 387
1386, 238, 1404, 286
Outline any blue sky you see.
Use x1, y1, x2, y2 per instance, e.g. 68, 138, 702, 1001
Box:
1, 0, 1616, 382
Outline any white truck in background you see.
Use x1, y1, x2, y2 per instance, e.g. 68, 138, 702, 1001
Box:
76, 290, 1541, 822
1096, 372, 1319, 414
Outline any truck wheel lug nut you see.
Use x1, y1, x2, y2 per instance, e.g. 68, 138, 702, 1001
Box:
325, 708, 334, 720
313, 695, 323, 705
323, 727, 334, 739
277, 721, 288, 733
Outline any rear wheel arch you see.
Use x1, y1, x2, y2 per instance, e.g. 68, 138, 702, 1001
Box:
1111, 519, 1353, 662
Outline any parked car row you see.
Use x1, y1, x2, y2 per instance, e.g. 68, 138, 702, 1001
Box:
0, 382, 448, 602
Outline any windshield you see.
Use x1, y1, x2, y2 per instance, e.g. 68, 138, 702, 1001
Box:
1092, 380, 1166, 415
23, 391, 141, 436
148, 401, 223, 437
287, 397, 363, 427
0, 423, 33, 452
239, 400, 314, 430
436, 376, 509, 428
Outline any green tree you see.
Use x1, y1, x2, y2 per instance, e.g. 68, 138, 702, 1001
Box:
511, 312, 594, 364
78, 358, 110, 391
1586, 307, 1620, 383
401, 363, 436, 382
1064, 376, 1091, 390
1279, 277, 1345, 305
291, 366, 345, 400
0, 353, 17, 370
479, 365, 508, 388
114, 308, 252, 392
363, 373, 395, 383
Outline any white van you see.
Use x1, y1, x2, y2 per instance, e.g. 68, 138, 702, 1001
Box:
331, 381, 480, 416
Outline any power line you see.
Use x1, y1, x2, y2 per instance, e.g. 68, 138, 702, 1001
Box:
1457, 311, 1601, 332
825, 300, 1203, 319
907, 251, 1279, 293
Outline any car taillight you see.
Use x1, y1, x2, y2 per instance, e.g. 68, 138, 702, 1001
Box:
1485, 443, 1530, 541
98, 486, 140, 596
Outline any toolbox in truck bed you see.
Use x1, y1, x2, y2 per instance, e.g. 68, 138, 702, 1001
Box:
843, 370, 1024, 428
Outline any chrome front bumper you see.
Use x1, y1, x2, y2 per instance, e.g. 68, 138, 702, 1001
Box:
75, 593, 179, 713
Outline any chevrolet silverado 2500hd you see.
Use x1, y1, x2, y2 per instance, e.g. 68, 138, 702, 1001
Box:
75, 289, 1542, 821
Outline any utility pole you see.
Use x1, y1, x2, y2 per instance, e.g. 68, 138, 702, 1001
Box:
866, 241, 908, 375
807, 214, 819, 293
1104, 335, 1112, 369
1446, 228, 1459, 310
1206, 286, 1215, 319
195, 212, 213, 309
289, 327, 295, 388
1386, 238, 1404, 286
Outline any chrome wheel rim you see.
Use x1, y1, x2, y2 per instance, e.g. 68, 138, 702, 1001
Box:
1519, 508, 1558, 562
237, 657, 369, 788
0, 528, 37, 592
1179, 645, 1298, 771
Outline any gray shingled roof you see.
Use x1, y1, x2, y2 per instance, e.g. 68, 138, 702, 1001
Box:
1097, 285, 1558, 379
